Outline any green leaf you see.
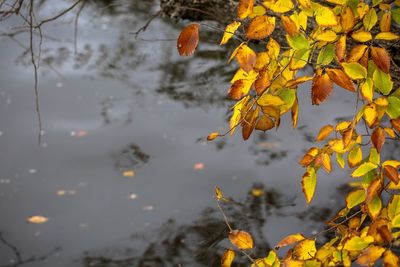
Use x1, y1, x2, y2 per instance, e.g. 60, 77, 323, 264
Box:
363, 8, 378, 31
342, 62, 367, 80
369, 148, 380, 165
291, 48, 310, 70
372, 0, 382, 7
277, 88, 296, 113
388, 195, 400, 220
317, 44, 334, 65
302, 167, 317, 204
373, 69, 393, 95
346, 189, 366, 209
286, 34, 309, 50
392, 213, 400, 228
386, 96, 400, 119
352, 162, 378, 177
392, 8, 400, 25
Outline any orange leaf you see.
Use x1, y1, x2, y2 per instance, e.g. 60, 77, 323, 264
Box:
177, 24, 200, 56
335, 35, 346, 62
371, 127, 385, 153
326, 68, 356, 92
291, 97, 299, 128
207, 132, 219, 141
347, 45, 368, 63
391, 118, 400, 132
237, 0, 254, 20
275, 233, 305, 249
281, 15, 298, 36
371, 47, 390, 74
311, 73, 333, 105
316, 124, 334, 141
383, 250, 399, 267
242, 107, 259, 140
384, 165, 399, 184
356, 246, 385, 266
254, 70, 271, 95
221, 248, 235, 267
340, 6, 355, 32
246, 15, 276, 40
366, 178, 382, 204
229, 230, 254, 249
236, 45, 256, 73
380, 12, 391, 32
27, 215, 49, 224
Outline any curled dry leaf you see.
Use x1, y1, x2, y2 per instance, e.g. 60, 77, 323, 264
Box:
311, 73, 333, 105
371, 47, 390, 73
229, 229, 254, 250
371, 127, 385, 153
246, 16, 276, 40
177, 24, 200, 56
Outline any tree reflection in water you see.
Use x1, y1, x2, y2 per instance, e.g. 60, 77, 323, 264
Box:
81, 182, 353, 267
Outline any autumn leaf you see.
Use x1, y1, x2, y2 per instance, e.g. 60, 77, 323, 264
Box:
316, 124, 333, 141
326, 68, 356, 92
335, 35, 346, 62
371, 127, 385, 153
281, 15, 298, 36
237, 0, 254, 20
27, 215, 48, 224
340, 7, 355, 32
346, 189, 366, 209
384, 165, 399, 184
302, 167, 317, 203
221, 248, 235, 267
246, 16, 276, 40
275, 233, 305, 249
383, 250, 399, 267
311, 73, 333, 105
364, 103, 378, 128
370, 47, 390, 73
314, 6, 338, 26
351, 31, 372, 42
352, 162, 378, 177
207, 132, 219, 141
293, 239, 316, 260
341, 62, 367, 80
363, 8, 378, 31
348, 145, 362, 168
255, 115, 274, 131
356, 246, 385, 266
254, 70, 271, 95
236, 45, 256, 73
375, 32, 399, 41
343, 236, 373, 251
242, 107, 258, 140
229, 230, 253, 249
347, 45, 368, 63
177, 24, 200, 56
220, 21, 241, 45
391, 118, 400, 132
361, 78, 374, 102
380, 12, 391, 32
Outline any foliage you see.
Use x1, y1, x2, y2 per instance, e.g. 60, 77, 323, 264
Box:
178, 0, 400, 265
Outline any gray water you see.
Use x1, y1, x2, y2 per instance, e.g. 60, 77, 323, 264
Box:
0, 1, 360, 266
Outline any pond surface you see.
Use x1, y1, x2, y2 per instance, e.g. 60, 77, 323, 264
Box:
0, 1, 362, 266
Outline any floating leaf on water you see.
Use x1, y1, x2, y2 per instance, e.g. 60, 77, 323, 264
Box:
193, 162, 204, 170
27, 216, 48, 224
123, 170, 135, 177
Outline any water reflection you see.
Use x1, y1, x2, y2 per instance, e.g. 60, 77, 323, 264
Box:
112, 143, 150, 171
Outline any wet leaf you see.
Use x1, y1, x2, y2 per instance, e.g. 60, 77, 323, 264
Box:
246, 16, 276, 40
220, 21, 241, 45
302, 167, 317, 203
207, 132, 219, 141
352, 162, 378, 177
316, 124, 334, 142
356, 245, 385, 266
346, 189, 366, 209
221, 248, 235, 267
311, 74, 333, 105
371, 127, 385, 153
229, 230, 253, 249
237, 0, 254, 19
341, 62, 367, 80
371, 47, 390, 73
383, 165, 399, 184
326, 68, 356, 92
177, 24, 200, 56
275, 233, 305, 248
27, 215, 48, 224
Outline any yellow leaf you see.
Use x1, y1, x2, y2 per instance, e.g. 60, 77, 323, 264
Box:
392, 213, 400, 227
383, 250, 399, 267
367, 194, 382, 218
246, 16, 276, 40
229, 230, 253, 249
375, 32, 400, 41
267, 38, 280, 59
275, 233, 305, 248
228, 42, 245, 63
316, 124, 333, 141
249, 5, 267, 18
286, 76, 313, 87
363, 8, 378, 31
255, 52, 270, 70
123, 170, 135, 177
316, 30, 337, 42
27, 215, 49, 224
387, 195, 400, 220
364, 103, 378, 128
321, 153, 332, 173
220, 21, 241, 45
270, 0, 294, 13
237, 0, 254, 20
380, 12, 391, 32
257, 94, 285, 106
230, 96, 249, 136
351, 31, 373, 42
341, 6, 355, 32
346, 189, 366, 209
341, 62, 367, 80
344, 236, 373, 251
236, 44, 256, 73
361, 78, 374, 102
221, 248, 235, 267
291, 97, 298, 128
207, 132, 219, 141
302, 167, 317, 204
356, 246, 385, 266
348, 146, 362, 168
314, 6, 338, 26
347, 45, 368, 63
336, 153, 345, 168
352, 162, 378, 177
294, 239, 317, 260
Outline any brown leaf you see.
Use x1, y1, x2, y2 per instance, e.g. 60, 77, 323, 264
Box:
391, 118, 400, 132
228, 80, 246, 100
246, 16, 276, 40
356, 246, 385, 266
347, 45, 368, 63
237, 0, 254, 20
340, 6, 355, 32
366, 178, 382, 203
242, 107, 258, 140
335, 35, 346, 62
311, 73, 333, 105
384, 165, 399, 184
229, 230, 253, 249
254, 70, 271, 95
371, 127, 385, 153
275, 233, 305, 249
236, 45, 256, 73
371, 47, 390, 73
326, 68, 356, 92
281, 15, 298, 36
255, 115, 274, 131
177, 24, 200, 56
380, 12, 391, 32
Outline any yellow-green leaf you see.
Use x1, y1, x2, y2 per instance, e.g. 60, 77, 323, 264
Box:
220, 21, 241, 45
373, 68, 393, 95
348, 146, 362, 168
363, 8, 378, 31
367, 194, 382, 218
342, 62, 367, 80
344, 236, 373, 251
346, 189, 366, 209
352, 162, 378, 177
302, 167, 317, 203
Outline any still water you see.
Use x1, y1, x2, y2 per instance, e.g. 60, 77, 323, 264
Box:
0, 1, 361, 266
